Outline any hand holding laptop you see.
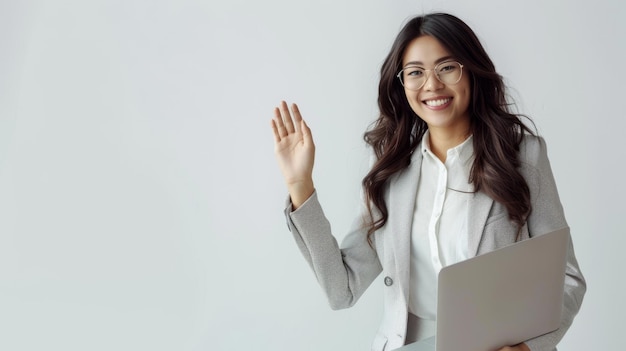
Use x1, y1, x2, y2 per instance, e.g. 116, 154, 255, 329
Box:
398, 228, 569, 351
496, 343, 530, 351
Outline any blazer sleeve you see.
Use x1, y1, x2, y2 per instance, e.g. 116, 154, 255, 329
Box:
284, 191, 383, 310
520, 136, 587, 351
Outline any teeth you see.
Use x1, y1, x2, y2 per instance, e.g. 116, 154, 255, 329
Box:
424, 98, 451, 107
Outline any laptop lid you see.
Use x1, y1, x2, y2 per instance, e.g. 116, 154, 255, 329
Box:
395, 228, 569, 351
435, 227, 569, 351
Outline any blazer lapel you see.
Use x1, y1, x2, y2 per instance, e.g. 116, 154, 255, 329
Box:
382, 150, 494, 294
467, 191, 494, 257
385, 151, 422, 302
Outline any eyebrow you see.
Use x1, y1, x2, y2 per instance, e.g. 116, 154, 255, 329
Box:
403, 56, 455, 68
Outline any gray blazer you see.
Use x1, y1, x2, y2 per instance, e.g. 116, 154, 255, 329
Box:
284, 135, 586, 351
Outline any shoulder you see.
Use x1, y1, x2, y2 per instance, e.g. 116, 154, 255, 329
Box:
517, 133, 558, 194
518, 133, 548, 165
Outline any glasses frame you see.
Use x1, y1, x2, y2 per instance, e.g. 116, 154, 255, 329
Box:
396, 61, 464, 91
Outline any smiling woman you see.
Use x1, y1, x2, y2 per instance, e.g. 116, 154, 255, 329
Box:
399, 35, 471, 156
270, 12, 586, 351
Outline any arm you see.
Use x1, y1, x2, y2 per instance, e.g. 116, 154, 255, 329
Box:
271, 101, 382, 309
519, 136, 587, 351
285, 191, 382, 309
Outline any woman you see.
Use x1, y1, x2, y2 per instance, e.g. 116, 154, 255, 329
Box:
270, 13, 585, 351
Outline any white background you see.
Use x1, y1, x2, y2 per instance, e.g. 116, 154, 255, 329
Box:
1, 1, 624, 350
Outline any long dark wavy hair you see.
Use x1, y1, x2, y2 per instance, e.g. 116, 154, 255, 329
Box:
362, 13, 535, 243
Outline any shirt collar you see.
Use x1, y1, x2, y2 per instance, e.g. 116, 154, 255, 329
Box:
420, 130, 474, 165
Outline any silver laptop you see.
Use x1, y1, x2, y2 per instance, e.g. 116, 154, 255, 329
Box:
397, 228, 569, 351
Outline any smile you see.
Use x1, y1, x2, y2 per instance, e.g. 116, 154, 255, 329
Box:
423, 98, 451, 107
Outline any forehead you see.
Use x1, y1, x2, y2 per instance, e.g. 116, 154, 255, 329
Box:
402, 35, 452, 66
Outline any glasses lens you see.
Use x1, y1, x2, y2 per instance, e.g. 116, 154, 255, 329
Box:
401, 67, 425, 90
436, 62, 462, 85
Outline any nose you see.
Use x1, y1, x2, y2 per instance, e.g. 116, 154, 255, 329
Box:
423, 70, 443, 91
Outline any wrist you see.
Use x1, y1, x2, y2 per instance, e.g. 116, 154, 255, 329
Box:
286, 179, 314, 210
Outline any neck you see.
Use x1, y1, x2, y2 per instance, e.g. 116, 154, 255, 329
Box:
428, 125, 471, 163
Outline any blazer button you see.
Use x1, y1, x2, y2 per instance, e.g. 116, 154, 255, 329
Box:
384, 276, 393, 286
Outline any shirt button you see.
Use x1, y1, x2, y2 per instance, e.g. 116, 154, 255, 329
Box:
384, 276, 393, 286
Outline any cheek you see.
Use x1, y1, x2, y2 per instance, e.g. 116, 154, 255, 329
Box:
463, 78, 472, 101
461, 87, 471, 106
404, 91, 421, 110
407, 98, 422, 115
457, 83, 471, 110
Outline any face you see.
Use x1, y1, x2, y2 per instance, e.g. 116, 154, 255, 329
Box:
400, 35, 471, 135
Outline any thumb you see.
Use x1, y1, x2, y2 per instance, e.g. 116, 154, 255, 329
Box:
301, 119, 315, 147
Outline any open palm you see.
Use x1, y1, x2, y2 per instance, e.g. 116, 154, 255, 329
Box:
271, 101, 315, 207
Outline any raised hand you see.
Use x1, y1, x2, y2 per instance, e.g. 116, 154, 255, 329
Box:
271, 101, 315, 209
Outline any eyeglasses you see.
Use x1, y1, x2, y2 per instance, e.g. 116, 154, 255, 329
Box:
396, 61, 464, 91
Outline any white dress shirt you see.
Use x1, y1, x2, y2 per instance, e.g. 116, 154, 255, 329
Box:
408, 131, 475, 320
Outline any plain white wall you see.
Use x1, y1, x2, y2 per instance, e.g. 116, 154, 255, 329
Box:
1, 1, 624, 350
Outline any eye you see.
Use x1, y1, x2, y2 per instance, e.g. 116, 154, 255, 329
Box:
405, 67, 424, 77
438, 62, 458, 73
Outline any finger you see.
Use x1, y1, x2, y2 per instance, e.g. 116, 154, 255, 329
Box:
279, 100, 296, 134
273, 107, 288, 137
291, 103, 303, 134
301, 119, 314, 147
270, 119, 281, 143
